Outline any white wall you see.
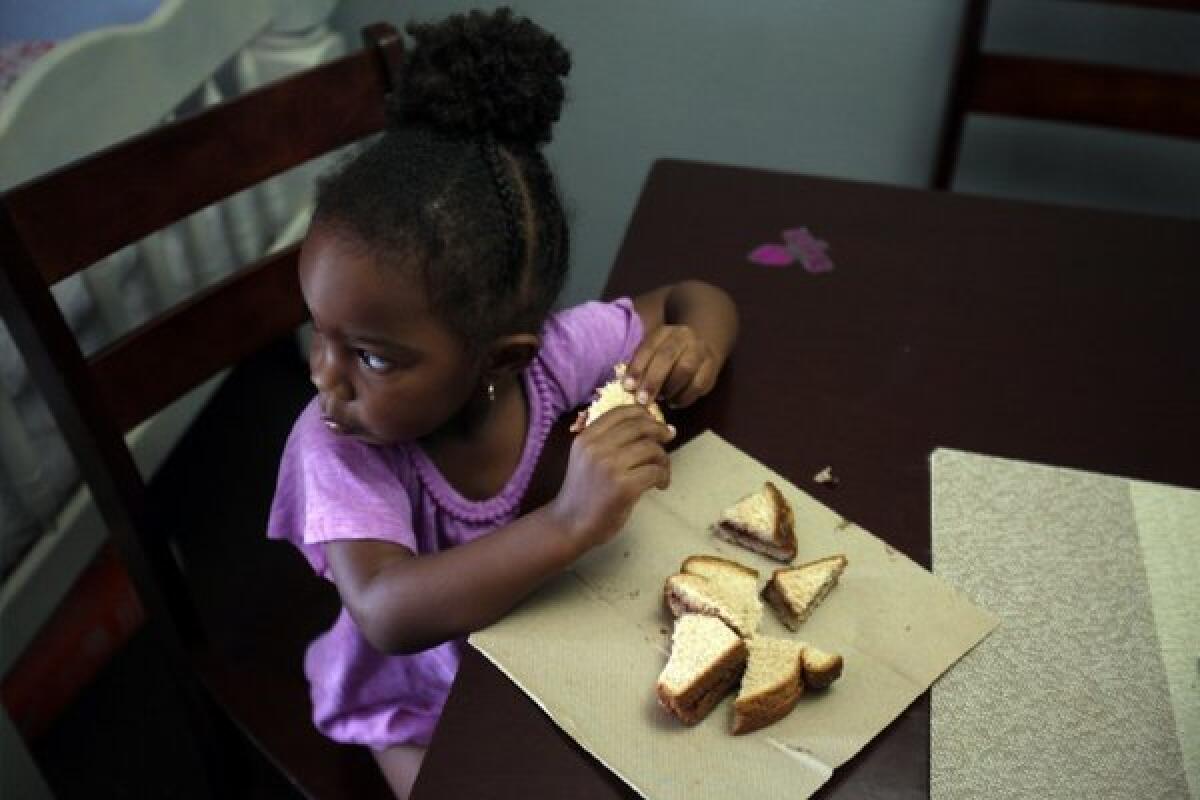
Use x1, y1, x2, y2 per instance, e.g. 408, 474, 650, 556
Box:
332, 1, 1199, 307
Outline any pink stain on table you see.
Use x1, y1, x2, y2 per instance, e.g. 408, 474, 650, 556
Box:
746, 244, 794, 267
747, 226, 834, 274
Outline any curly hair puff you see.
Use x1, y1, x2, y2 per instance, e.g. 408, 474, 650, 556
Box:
312, 7, 572, 353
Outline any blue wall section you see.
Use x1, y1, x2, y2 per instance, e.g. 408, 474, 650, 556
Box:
0, 0, 162, 44
335, 1, 966, 305
333, 1, 1199, 306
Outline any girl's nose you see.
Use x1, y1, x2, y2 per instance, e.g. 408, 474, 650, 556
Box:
310, 371, 351, 399
309, 338, 352, 401
311, 370, 352, 404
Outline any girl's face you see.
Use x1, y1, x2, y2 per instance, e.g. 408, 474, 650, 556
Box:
298, 223, 482, 446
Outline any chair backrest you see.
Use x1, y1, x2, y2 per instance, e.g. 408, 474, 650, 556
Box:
0, 22, 404, 796
932, 0, 1200, 190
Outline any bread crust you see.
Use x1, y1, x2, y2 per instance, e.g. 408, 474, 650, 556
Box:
800, 646, 844, 689
732, 656, 804, 735
664, 555, 762, 637
716, 481, 797, 562
761, 578, 799, 630
680, 554, 759, 580
714, 525, 796, 562
656, 638, 747, 725
762, 554, 848, 631
664, 575, 750, 637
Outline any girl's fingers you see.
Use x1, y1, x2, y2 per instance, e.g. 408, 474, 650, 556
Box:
626, 461, 672, 493
633, 338, 684, 405
626, 327, 717, 407
670, 358, 717, 408
617, 438, 671, 474
625, 327, 671, 393
659, 352, 702, 403
582, 405, 674, 449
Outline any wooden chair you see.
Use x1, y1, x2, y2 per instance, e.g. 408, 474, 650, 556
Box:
932, 0, 1200, 190
0, 22, 406, 799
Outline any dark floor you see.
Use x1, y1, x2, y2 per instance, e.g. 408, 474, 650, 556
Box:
28, 338, 385, 799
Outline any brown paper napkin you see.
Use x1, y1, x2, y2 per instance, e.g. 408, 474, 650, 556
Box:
931, 449, 1198, 800
470, 431, 996, 800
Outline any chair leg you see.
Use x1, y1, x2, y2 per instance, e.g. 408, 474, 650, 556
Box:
0, 706, 54, 800
931, 0, 991, 189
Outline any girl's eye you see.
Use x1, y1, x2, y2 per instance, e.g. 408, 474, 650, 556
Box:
357, 350, 394, 372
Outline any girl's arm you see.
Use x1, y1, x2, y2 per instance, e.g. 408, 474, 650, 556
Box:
629, 280, 739, 408
328, 282, 738, 655
324, 404, 673, 654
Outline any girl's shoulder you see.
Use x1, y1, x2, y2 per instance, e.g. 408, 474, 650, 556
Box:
282, 400, 416, 491
535, 297, 644, 408
269, 400, 422, 574
539, 296, 641, 355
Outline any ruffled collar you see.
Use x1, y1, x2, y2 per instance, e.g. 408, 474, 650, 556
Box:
408, 363, 556, 525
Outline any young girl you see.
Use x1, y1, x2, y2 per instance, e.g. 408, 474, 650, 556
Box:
268, 8, 738, 798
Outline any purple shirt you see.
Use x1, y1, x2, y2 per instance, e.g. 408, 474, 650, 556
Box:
268, 298, 643, 749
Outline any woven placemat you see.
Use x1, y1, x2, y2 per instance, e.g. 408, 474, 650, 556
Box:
930, 449, 1196, 800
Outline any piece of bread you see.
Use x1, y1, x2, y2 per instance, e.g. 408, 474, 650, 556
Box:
715, 481, 797, 562
732, 635, 806, 734
664, 555, 763, 637
583, 363, 665, 426
677, 555, 759, 595
762, 554, 848, 630
798, 642, 844, 689
656, 613, 748, 725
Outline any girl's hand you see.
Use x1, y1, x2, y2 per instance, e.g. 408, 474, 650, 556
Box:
624, 324, 719, 409
551, 405, 675, 549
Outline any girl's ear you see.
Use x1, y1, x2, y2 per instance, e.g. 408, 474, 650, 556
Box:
485, 333, 541, 378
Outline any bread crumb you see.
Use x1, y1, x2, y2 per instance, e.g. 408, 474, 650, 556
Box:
813, 466, 838, 486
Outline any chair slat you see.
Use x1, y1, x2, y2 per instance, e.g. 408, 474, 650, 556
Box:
90, 246, 309, 434
4, 40, 398, 286
972, 54, 1200, 140
933, 0, 1200, 191
0, 201, 204, 645
1092, 0, 1200, 10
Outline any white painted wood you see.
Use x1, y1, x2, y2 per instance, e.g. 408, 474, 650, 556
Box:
0, 0, 274, 190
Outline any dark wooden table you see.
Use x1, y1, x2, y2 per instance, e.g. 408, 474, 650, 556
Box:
413, 158, 1200, 798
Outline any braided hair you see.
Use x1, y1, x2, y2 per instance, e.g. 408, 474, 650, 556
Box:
312, 8, 572, 353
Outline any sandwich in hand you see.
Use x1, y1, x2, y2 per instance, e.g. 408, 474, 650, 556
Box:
762, 554, 848, 630
715, 481, 797, 562
582, 362, 665, 427
656, 613, 748, 725
664, 555, 763, 638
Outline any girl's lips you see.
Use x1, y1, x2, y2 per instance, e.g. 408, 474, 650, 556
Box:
321, 415, 354, 435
